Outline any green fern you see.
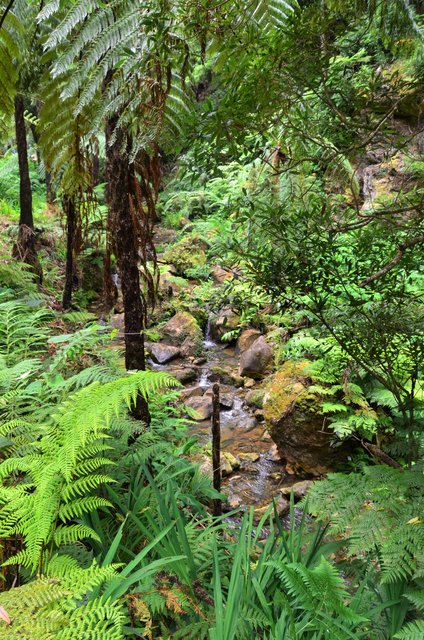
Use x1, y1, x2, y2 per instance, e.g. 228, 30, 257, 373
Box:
0, 370, 178, 574
0, 560, 126, 639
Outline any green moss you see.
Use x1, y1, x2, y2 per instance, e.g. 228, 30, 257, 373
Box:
162, 234, 207, 276
263, 360, 322, 423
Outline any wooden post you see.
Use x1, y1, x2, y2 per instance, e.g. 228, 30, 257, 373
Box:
211, 383, 222, 517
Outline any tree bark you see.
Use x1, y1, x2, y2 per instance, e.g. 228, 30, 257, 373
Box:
12, 94, 42, 281
106, 117, 150, 426
62, 196, 76, 310
212, 383, 222, 517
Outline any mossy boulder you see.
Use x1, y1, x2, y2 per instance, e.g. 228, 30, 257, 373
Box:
162, 234, 208, 277
263, 361, 350, 475
209, 308, 240, 342
161, 311, 203, 356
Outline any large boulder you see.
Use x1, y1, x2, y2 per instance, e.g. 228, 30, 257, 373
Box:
150, 344, 181, 364
162, 234, 208, 276
209, 308, 240, 342
186, 396, 213, 420
162, 311, 203, 356
239, 336, 273, 380
236, 328, 262, 354
263, 361, 349, 475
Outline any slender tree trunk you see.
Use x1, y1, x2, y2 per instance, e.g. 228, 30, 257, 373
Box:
12, 94, 42, 282
62, 196, 76, 310
106, 117, 150, 426
212, 383, 222, 517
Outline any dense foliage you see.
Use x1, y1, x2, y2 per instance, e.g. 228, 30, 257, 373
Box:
0, 0, 423, 638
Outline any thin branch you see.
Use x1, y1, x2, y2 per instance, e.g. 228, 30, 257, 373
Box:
359, 235, 424, 286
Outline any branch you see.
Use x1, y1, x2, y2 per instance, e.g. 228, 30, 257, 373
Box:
0, 0, 15, 30
359, 235, 424, 286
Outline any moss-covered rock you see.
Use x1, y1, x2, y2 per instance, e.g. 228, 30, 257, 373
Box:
263, 361, 350, 475
161, 311, 203, 356
162, 234, 208, 276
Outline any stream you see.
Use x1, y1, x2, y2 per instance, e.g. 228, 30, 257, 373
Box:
148, 322, 300, 512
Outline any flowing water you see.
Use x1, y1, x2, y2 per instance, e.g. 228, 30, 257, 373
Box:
144, 319, 301, 510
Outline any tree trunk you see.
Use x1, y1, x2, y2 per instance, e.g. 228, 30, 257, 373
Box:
62, 196, 76, 310
106, 117, 150, 426
12, 94, 42, 282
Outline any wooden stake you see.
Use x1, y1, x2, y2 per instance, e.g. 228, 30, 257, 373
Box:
211, 383, 222, 517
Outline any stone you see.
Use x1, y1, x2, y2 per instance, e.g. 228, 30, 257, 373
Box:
174, 367, 197, 384
280, 480, 314, 500
221, 451, 240, 476
209, 308, 240, 343
226, 494, 243, 509
238, 452, 260, 462
236, 328, 262, 354
150, 343, 181, 364
261, 430, 272, 441
186, 396, 213, 420
239, 336, 273, 380
220, 394, 234, 410
267, 443, 283, 462
193, 356, 207, 365
245, 388, 265, 408
244, 378, 256, 388
180, 386, 204, 400
254, 410, 264, 422
263, 361, 351, 475
211, 265, 232, 284
110, 313, 125, 333
162, 312, 203, 356
162, 234, 208, 276
209, 365, 244, 387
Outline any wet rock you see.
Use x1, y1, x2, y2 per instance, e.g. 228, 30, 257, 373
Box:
203, 387, 234, 409
236, 328, 262, 354
162, 312, 203, 356
238, 452, 260, 462
209, 365, 244, 387
221, 451, 240, 476
186, 396, 213, 420
264, 361, 351, 475
243, 417, 258, 432
244, 378, 256, 388
226, 494, 243, 509
239, 336, 273, 380
209, 308, 240, 343
245, 388, 265, 408
174, 367, 197, 384
180, 386, 204, 400
193, 356, 207, 365
261, 430, 272, 441
150, 343, 181, 364
220, 394, 234, 410
254, 410, 264, 422
281, 480, 314, 500
267, 444, 283, 462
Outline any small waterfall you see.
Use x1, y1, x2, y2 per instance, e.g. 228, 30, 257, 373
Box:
203, 317, 217, 349
198, 368, 210, 388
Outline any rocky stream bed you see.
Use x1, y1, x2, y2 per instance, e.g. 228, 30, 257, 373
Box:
145, 318, 312, 520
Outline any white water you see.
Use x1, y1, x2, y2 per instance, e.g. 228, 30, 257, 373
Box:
203, 317, 217, 349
